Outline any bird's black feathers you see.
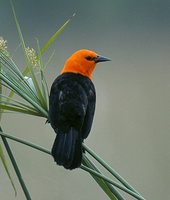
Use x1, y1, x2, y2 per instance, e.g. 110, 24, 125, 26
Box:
48, 72, 96, 169
51, 127, 82, 169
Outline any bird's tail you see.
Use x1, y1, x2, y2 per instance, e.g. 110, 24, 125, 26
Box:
51, 127, 82, 170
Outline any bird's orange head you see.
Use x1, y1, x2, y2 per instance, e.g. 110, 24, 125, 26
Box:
61, 49, 110, 79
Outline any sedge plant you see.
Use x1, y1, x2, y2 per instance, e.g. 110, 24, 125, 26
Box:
0, 2, 146, 200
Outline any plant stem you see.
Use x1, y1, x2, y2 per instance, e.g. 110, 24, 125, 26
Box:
83, 143, 141, 195
0, 131, 146, 200
0, 131, 50, 155
0, 127, 31, 200
0, 73, 48, 117
82, 155, 125, 200
81, 165, 146, 200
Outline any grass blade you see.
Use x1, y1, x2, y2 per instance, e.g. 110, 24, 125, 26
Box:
10, 0, 27, 58
83, 143, 141, 196
29, 68, 47, 109
0, 127, 31, 200
23, 14, 75, 76
36, 39, 49, 108
0, 130, 146, 200
0, 73, 47, 117
81, 165, 146, 200
7, 1, 74, 105
0, 104, 42, 116
0, 135, 17, 196
0, 131, 50, 155
0, 53, 17, 195
0, 93, 37, 110
82, 155, 125, 200
82, 156, 118, 200
39, 13, 75, 57
0, 61, 3, 122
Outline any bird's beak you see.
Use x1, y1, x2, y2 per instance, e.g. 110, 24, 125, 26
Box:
94, 55, 111, 63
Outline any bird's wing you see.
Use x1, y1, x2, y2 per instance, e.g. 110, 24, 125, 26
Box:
48, 74, 88, 133
81, 85, 96, 139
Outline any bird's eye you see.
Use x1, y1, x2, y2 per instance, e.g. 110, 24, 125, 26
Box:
85, 56, 94, 61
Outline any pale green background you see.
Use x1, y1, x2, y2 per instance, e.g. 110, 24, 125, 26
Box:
0, 0, 170, 199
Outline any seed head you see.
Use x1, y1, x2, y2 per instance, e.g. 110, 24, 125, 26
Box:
25, 47, 39, 67
0, 37, 9, 56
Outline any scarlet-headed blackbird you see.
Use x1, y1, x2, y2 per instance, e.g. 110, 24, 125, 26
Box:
48, 49, 110, 169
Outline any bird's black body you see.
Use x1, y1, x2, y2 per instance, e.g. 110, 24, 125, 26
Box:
48, 72, 96, 169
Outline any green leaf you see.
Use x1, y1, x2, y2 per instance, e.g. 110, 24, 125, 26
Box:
0, 93, 37, 109
0, 143, 17, 196
83, 144, 141, 195
0, 51, 48, 117
7, 1, 73, 113
0, 51, 17, 196
23, 14, 75, 76
10, 1, 47, 110
36, 38, 49, 108
0, 130, 146, 200
0, 131, 51, 155
0, 126, 31, 200
82, 156, 118, 200
39, 13, 76, 57
29, 68, 47, 108
0, 104, 42, 116
10, 0, 27, 59
0, 56, 3, 121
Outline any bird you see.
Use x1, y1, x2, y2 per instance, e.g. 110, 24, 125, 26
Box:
48, 49, 110, 170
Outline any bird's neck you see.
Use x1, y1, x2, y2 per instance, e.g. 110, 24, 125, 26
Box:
60, 60, 94, 80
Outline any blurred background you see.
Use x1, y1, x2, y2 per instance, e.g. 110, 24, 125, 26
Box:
0, 0, 170, 199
